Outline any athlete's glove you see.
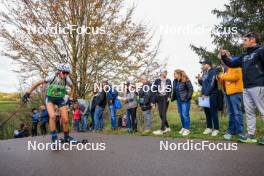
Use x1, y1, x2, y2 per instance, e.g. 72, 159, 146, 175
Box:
22, 93, 30, 103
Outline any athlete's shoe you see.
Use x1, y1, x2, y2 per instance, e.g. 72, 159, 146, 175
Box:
238, 135, 257, 143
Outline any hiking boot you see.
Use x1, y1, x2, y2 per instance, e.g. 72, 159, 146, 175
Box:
238, 135, 257, 143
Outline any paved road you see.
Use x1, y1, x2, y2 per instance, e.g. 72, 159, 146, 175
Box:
0, 133, 263, 176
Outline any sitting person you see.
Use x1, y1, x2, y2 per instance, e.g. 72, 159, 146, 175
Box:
14, 123, 30, 138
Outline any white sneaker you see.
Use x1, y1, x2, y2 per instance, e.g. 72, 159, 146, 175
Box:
203, 128, 212, 135
164, 127, 171, 133
179, 128, 185, 134
153, 130, 164, 135
211, 130, 219, 137
182, 129, 190, 136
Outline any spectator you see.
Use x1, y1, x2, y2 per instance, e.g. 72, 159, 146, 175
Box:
220, 32, 264, 144
31, 108, 39, 137
14, 123, 30, 138
73, 103, 81, 132
153, 69, 172, 135
218, 56, 244, 140
123, 82, 138, 133
40, 105, 49, 135
172, 69, 193, 136
138, 75, 153, 133
94, 82, 107, 131
89, 91, 97, 130
77, 99, 89, 132
105, 81, 118, 130
198, 60, 220, 136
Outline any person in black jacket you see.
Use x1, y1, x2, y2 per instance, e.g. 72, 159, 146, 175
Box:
220, 32, 264, 144
198, 60, 220, 136
171, 69, 193, 136
138, 75, 153, 133
94, 82, 107, 131
153, 69, 172, 135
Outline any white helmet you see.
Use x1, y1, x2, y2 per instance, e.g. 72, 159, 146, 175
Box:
57, 63, 71, 73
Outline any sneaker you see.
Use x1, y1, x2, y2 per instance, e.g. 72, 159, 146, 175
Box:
153, 130, 164, 135
164, 127, 171, 133
224, 133, 232, 140
258, 138, 264, 145
179, 128, 185, 134
239, 135, 257, 143
211, 130, 219, 137
143, 129, 151, 134
203, 128, 212, 135
182, 129, 190, 136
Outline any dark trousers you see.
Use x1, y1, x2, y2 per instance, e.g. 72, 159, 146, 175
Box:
31, 122, 38, 136
40, 122, 47, 135
204, 93, 219, 130
157, 96, 169, 131
127, 107, 137, 132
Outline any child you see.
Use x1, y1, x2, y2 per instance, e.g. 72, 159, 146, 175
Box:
73, 104, 81, 132
40, 105, 49, 135
31, 108, 39, 137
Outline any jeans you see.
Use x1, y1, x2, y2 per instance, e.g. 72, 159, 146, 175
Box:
31, 122, 38, 137
90, 110, 95, 130
203, 93, 219, 130
127, 108, 137, 131
74, 120, 80, 132
157, 96, 169, 131
81, 115, 88, 131
126, 109, 132, 129
176, 100, 191, 129
225, 93, 244, 135
143, 110, 151, 130
109, 105, 117, 129
40, 121, 47, 135
94, 106, 104, 130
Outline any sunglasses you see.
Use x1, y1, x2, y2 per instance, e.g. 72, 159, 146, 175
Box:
62, 71, 69, 75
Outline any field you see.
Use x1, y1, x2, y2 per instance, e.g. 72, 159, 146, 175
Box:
0, 100, 264, 141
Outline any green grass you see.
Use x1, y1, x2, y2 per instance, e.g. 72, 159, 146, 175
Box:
0, 101, 264, 142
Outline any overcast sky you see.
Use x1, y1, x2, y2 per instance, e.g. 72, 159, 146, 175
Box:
0, 0, 228, 92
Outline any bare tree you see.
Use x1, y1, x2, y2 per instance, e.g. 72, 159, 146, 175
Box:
0, 0, 164, 98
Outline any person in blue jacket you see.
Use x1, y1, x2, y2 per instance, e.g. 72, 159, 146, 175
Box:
105, 81, 118, 130
40, 105, 49, 135
31, 108, 39, 137
198, 60, 220, 136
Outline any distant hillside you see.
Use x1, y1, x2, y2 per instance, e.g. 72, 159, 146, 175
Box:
0, 92, 20, 101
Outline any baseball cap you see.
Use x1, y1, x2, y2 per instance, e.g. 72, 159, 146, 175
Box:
199, 60, 212, 66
